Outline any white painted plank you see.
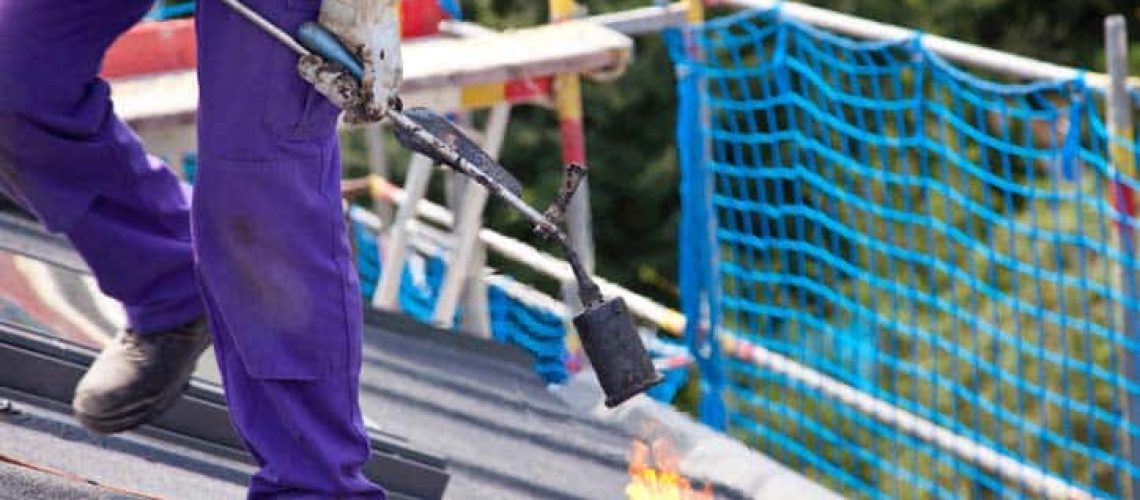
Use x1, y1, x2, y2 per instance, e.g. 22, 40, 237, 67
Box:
110, 21, 630, 125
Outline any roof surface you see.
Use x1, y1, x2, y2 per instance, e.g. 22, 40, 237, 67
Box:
0, 212, 640, 499
0, 210, 836, 499
0, 392, 250, 499
359, 313, 635, 499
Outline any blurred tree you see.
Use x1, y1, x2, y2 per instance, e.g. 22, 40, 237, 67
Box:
461, 0, 1140, 310
466, 1, 683, 306
810, 0, 1140, 74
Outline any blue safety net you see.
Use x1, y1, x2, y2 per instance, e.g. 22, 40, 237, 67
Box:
670, 6, 1140, 499
487, 283, 567, 383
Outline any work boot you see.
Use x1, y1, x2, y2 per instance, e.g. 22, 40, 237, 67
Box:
72, 318, 211, 434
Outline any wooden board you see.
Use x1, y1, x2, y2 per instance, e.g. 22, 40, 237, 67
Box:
109, 20, 631, 126
399, 20, 631, 92
110, 70, 199, 126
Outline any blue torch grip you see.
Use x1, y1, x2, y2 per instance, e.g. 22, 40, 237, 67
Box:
297, 21, 364, 81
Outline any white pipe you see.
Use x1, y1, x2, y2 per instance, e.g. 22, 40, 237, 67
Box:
717, 0, 1134, 90
367, 175, 687, 336
484, 274, 571, 318
478, 228, 686, 334
351, 205, 571, 318
364, 124, 393, 223
432, 187, 489, 327
722, 333, 1094, 499
373, 154, 434, 310
432, 104, 512, 328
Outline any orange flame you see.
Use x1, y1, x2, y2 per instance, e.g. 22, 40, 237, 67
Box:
625, 437, 714, 500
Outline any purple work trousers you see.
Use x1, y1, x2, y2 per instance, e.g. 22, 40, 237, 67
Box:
0, 0, 383, 497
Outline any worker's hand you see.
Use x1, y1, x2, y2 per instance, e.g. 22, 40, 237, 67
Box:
297, 54, 367, 115
310, 0, 402, 123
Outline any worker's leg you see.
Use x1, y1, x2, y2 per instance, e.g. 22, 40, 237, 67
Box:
205, 285, 379, 497
0, 1, 204, 333
194, 0, 381, 496
0, 1, 210, 433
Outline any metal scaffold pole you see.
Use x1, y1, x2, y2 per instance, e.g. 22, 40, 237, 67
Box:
550, 0, 596, 292
1105, 14, 1140, 499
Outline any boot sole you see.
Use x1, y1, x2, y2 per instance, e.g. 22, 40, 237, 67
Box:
74, 339, 210, 435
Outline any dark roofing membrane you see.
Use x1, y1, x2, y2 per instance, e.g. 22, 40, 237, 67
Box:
0, 392, 250, 499
0, 213, 638, 499
0, 211, 836, 499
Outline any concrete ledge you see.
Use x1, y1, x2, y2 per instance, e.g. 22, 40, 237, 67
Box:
551, 372, 843, 500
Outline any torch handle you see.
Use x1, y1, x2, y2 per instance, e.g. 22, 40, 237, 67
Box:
296, 22, 365, 81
